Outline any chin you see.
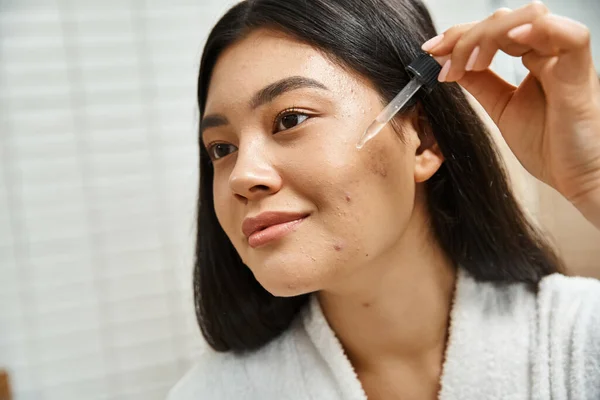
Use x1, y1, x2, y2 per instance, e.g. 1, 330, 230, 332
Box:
240, 232, 348, 297
249, 254, 328, 298
263, 282, 313, 298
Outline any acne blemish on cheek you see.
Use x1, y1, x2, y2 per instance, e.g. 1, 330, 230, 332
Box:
344, 192, 351, 203
333, 242, 344, 252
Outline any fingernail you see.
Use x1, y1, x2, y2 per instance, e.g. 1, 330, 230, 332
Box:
438, 60, 452, 82
508, 23, 533, 39
465, 46, 480, 71
421, 34, 444, 52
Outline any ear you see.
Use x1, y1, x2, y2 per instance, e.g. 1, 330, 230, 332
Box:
411, 105, 444, 183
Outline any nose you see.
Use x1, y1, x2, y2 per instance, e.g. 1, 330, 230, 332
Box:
228, 142, 282, 202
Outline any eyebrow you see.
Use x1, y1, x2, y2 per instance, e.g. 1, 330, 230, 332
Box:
200, 76, 329, 136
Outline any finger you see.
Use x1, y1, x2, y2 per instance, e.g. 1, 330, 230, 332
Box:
421, 21, 479, 54
509, 14, 591, 56
456, 68, 516, 125
468, 39, 532, 71
521, 51, 557, 79
443, 1, 550, 82
508, 14, 593, 85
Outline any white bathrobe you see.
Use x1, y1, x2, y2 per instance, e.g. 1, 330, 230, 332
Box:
168, 270, 600, 399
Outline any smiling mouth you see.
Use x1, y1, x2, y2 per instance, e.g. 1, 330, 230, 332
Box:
243, 212, 309, 248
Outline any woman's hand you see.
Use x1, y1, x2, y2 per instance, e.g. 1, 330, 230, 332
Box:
422, 1, 600, 228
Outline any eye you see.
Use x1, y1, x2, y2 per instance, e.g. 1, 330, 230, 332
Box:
274, 109, 309, 133
206, 142, 237, 160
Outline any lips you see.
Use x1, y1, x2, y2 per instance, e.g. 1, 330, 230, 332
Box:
242, 211, 308, 248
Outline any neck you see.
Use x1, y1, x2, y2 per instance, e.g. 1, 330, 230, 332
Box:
317, 200, 456, 375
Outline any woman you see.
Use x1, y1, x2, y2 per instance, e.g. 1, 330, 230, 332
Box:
170, 0, 600, 398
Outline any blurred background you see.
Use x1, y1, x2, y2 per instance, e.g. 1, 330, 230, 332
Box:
0, 0, 598, 399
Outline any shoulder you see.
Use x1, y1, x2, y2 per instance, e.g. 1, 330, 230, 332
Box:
443, 271, 600, 398
473, 271, 600, 318
539, 272, 600, 297
536, 274, 600, 397
537, 273, 600, 320
167, 322, 309, 400
535, 273, 600, 347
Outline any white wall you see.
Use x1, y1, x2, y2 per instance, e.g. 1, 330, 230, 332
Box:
0, 0, 598, 399
0, 1, 231, 399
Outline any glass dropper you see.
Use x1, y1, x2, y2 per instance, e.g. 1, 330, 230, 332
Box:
356, 52, 442, 149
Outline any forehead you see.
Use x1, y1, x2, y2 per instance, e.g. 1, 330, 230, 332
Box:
205, 29, 360, 110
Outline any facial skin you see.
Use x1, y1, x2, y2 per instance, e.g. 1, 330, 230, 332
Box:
202, 28, 445, 298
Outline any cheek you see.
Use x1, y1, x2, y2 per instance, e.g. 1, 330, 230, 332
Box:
364, 143, 391, 178
357, 126, 416, 187
315, 144, 402, 246
341, 137, 415, 244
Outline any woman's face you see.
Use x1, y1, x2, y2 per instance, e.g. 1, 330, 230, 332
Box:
202, 29, 442, 296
